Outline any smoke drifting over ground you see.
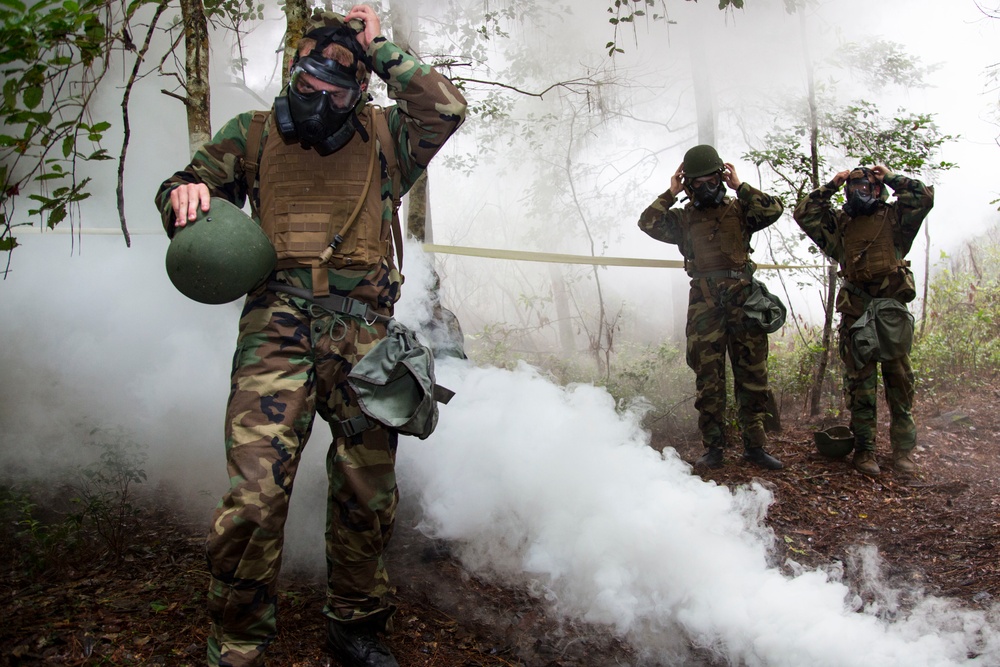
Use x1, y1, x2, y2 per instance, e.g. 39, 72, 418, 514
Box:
3, 235, 1000, 666
5, 0, 1000, 664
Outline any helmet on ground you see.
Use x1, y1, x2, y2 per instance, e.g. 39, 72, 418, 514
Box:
813, 426, 855, 458
683, 144, 725, 179
165, 197, 276, 305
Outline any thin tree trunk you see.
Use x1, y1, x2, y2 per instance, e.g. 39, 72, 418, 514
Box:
920, 221, 930, 337
117, 0, 169, 246
548, 264, 576, 355
690, 38, 716, 146
179, 0, 210, 156
799, 8, 835, 417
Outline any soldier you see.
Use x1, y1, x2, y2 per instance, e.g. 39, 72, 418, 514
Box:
638, 145, 786, 471
154, 5, 466, 667
793, 165, 934, 476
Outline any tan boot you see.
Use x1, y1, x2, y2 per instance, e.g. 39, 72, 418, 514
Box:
852, 450, 880, 476
893, 450, 917, 475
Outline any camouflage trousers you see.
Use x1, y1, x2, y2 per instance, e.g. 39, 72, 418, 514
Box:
205, 285, 399, 667
685, 280, 770, 450
838, 321, 916, 453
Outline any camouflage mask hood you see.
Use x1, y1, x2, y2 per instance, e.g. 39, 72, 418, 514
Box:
273, 10, 371, 155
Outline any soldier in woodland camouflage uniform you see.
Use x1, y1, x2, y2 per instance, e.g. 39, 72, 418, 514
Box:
638, 145, 785, 471
793, 165, 934, 477
154, 5, 466, 666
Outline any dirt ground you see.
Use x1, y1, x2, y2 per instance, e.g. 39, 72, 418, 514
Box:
2, 385, 999, 666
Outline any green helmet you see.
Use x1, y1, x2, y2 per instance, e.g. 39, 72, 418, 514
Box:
165, 198, 276, 305
683, 144, 724, 179
813, 426, 854, 458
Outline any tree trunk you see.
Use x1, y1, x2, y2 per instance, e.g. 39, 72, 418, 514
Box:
179, 0, 210, 156
407, 172, 430, 242
282, 0, 310, 87
689, 38, 716, 146
388, 0, 431, 244
799, 9, 836, 417
919, 221, 930, 337
548, 264, 576, 355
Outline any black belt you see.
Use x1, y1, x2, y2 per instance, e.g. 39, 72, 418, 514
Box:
268, 281, 389, 324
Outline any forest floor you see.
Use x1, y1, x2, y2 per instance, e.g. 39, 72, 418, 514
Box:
2, 384, 999, 666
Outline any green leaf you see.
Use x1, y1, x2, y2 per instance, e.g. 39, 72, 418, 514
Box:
62, 134, 73, 157
47, 203, 67, 228
0, 236, 19, 251
150, 601, 168, 612
22, 86, 43, 109
0, 0, 27, 11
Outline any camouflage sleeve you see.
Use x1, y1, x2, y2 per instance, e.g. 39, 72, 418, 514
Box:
884, 173, 934, 256
369, 37, 467, 195
153, 112, 254, 236
736, 182, 783, 233
637, 190, 684, 246
792, 180, 845, 262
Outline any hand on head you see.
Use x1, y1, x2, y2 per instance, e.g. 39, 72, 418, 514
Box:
722, 162, 741, 190
344, 4, 381, 51
670, 162, 685, 195
832, 169, 852, 188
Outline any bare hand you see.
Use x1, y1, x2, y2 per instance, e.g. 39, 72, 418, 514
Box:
722, 162, 741, 190
870, 164, 892, 181
169, 182, 211, 228
670, 162, 685, 196
345, 4, 381, 51
831, 169, 851, 187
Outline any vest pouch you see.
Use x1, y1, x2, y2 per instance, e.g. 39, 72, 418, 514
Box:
848, 297, 914, 367
843, 208, 897, 283
742, 279, 787, 334
348, 320, 445, 440
686, 203, 749, 274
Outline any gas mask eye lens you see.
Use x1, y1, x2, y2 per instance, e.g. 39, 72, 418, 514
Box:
848, 178, 872, 194
692, 173, 721, 187
290, 68, 361, 110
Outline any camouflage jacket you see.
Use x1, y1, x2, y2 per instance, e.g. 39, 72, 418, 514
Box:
637, 183, 784, 274
154, 36, 467, 311
792, 173, 934, 316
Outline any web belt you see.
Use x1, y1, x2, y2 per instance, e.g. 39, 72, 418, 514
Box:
267, 281, 390, 324
687, 269, 752, 281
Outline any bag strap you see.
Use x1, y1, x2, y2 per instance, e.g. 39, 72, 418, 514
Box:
241, 110, 269, 220
373, 106, 404, 270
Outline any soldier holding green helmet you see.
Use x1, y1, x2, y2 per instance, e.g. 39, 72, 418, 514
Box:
154, 4, 466, 666
638, 144, 786, 472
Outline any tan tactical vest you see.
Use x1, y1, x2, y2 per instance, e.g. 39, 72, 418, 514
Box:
682, 199, 750, 275
841, 206, 902, 282
258, 106, 389, 289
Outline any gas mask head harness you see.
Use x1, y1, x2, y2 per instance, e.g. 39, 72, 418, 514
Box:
274, 22, 369, 156
687, 170, 726, 209
842, 167, 883, 218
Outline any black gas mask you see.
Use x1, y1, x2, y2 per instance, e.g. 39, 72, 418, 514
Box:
687, 172, 726, 209
842, 169, 881, 218
274, 26, 367, 156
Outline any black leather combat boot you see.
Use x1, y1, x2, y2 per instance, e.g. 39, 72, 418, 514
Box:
743, 447, 784, 470
695, 447, 724, 469
327, 618, 399, 667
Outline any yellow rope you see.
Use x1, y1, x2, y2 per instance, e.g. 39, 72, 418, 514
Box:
422, 243, 821, 271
